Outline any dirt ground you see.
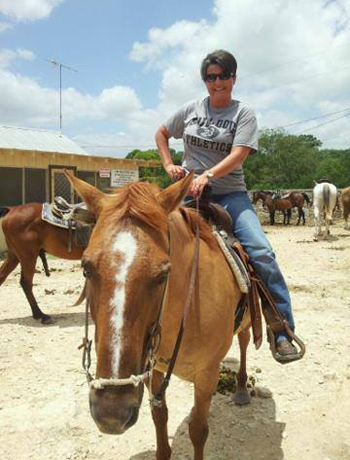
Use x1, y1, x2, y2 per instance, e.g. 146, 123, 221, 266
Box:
1, 209, 350, 460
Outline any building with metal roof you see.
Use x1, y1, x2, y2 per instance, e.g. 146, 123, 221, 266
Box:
0, 125, 160, 206
0, 125, 89, 155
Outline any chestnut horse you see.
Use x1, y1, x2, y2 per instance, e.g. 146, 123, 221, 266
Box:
252, 191, 291, 225
0, 203, 85, 323
341, 186, 350, 230
66, 171, 252, 460
252, 190, 309, 225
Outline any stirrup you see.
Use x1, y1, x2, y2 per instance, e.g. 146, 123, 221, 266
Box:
267, 320, 306, 364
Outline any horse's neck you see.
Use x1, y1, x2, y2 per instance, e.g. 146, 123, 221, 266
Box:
168, 211, 195, 261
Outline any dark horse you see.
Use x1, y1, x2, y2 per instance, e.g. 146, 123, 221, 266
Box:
0, 203, 85, 323
252, 190, 310, 225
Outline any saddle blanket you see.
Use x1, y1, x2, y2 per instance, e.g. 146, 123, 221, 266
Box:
41, 203, 77, 230
212, 229, 250, 294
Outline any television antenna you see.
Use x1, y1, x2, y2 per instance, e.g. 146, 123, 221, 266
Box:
46, 58, 77, 132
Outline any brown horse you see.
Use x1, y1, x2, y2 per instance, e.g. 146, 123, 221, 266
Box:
0, 203, 85, 323
252, 191, 291, 225
66, 171, 252, 460
252, 190, 309, 225
341, 186, 350, 230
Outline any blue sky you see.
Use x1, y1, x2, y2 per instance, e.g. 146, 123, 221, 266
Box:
1, 0, 350, 157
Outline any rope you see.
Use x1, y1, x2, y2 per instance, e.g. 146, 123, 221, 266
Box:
90, 371, 152, 390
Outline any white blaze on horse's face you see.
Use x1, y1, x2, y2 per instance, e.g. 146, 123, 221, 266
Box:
109, 230, 138, 377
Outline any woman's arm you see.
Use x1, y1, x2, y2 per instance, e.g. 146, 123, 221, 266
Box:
155, 125, 185, 180
189, 145, 250, 197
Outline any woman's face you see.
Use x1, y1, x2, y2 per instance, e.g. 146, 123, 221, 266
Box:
204, 64, 236, 106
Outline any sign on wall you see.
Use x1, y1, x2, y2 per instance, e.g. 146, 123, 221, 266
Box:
111, 169, 139, 187
99, 168, 111, 178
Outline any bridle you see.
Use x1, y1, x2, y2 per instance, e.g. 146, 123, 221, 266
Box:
79, 251, 170, 391
78, 199, 200, 401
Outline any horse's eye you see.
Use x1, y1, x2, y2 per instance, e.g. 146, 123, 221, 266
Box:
153, 264, 171, 285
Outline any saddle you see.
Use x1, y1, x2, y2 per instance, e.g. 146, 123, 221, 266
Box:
185, 186, 305, 364
42, 197, 95, 252
52, 196, 95, 224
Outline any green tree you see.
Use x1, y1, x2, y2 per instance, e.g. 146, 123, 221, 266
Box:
125, 149, 183, 188
245, 129, 321, 190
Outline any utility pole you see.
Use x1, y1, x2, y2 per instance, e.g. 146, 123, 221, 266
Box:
46, 58, 77, 132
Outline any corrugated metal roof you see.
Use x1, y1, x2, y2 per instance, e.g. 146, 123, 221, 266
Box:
0, 125, 89, 155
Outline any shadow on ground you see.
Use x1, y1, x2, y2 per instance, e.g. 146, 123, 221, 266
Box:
0, 311, 88, 328
129, 396, 284, 460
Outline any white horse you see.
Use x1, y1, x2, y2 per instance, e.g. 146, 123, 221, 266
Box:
313, 182, 338, 241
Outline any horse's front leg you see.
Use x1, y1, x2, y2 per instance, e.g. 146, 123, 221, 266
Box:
148, 370, 172, 460
233, 327, 251, 406
189, 369, 219, 460
19, 254, 51, 324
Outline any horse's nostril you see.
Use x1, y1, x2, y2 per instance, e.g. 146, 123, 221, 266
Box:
125, 405, 139, 429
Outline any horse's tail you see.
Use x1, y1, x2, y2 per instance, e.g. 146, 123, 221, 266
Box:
302, 193, 310, 206
323, 184, 332, 220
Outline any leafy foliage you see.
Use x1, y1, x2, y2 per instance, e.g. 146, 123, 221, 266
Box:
126, 148, 183, 188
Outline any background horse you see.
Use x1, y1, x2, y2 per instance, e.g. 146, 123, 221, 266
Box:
0, 203, 85, 323
341, 186, 350, 230
66, 171, 252, 460
312, 182, 338, 241
252, 190, 309, 225
252, 191, 291, 225
288, 191, 310, 225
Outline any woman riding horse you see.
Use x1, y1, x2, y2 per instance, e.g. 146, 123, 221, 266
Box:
155, 49, 299, 360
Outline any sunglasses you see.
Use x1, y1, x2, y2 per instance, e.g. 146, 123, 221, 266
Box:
205, 71, 234, 82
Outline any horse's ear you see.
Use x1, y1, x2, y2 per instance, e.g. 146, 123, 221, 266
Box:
64, 169, 105, 216
157, 171, 194, 213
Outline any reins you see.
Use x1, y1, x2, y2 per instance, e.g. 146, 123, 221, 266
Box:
78, 198, 200, 397
151, 199, 200, 406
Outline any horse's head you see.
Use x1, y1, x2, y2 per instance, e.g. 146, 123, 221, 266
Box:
65, 170, 193, 434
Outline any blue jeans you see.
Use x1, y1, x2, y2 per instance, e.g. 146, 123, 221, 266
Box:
212, 191, 295, 340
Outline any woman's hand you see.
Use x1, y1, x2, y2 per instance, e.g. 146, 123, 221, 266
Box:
189, 173, 209, 198
164, 164, 185, 182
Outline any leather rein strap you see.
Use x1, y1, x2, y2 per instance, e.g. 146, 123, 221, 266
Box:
150, 199, 201, 407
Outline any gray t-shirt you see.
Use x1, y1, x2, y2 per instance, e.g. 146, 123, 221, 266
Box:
165, 96, 258, 194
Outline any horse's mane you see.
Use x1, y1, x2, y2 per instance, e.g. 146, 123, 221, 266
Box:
105, 182, 168, 231
104, 182, 218, 250
178, 207, 218, 250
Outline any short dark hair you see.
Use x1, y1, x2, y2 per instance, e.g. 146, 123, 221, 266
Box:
200, 50, 237, 81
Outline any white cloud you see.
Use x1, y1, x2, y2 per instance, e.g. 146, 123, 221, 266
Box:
0, 69, 144, 129
0, 48, 36, 68
0, 21, 12, 32
0, 0, 65, 22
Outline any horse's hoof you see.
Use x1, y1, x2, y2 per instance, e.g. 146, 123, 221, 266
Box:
41, 315, 53, 325
233, 389, 251, 406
